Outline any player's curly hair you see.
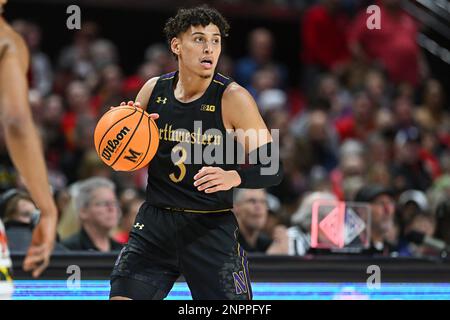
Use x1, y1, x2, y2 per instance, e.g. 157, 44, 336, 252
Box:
163, 5, 230, 57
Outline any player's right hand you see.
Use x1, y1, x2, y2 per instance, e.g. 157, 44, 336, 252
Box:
115, 101, 159, 120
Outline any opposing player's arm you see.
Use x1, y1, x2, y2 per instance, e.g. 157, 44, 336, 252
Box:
0, 36, 57, 278
194, 83, 284, 193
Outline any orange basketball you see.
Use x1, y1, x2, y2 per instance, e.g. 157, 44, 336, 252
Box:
94, 106, 159, 171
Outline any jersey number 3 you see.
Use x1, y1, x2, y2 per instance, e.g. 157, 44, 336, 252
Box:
169, 145, 187, 183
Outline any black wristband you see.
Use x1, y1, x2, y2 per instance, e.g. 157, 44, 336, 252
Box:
236, 142, 284, 189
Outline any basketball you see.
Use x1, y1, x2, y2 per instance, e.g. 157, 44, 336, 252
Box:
94, 106, 159, 171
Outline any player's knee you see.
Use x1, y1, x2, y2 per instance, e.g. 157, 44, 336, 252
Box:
110, 276, 169, 300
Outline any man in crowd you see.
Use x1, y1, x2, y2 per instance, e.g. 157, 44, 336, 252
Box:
354, 185, 397, 255
234, 188, 288, 254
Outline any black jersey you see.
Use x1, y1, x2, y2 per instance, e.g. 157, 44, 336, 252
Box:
145, 71, 238, 212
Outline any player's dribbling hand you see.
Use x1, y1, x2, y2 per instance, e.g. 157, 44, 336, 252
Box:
194, 167, 241, 193
112, 101, 159, 120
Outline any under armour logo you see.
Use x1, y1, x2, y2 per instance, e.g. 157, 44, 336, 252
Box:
156, 97, 167, 104
134, 223, 144, 230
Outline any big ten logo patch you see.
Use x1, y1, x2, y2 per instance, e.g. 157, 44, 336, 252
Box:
200, 104, 215, 112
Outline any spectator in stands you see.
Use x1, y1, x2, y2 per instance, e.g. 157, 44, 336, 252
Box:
0, 189, 66, 252
62, 177, 122, 252
367, 163, 392, 189
335, 90, 377, 143
315, 73, 352, 120
414, 79, 450, 133
366, 133, 391, 167
365, 134, 393, 188
354, 185, 397, 255
330, 141, 366, 200
342, 176, 365, 201
398, 213, 437, 257
36, 95, 68, 193
90, 39, 118, 71
77, 150, 112, 181
91, 64, 125, 116
144, 43, 177, 74
288, 191, 338, 256
61, 114, 97, 184
364, 68, 390, 109
234, 189, 289, 255
248, 64, 281, 99
216, 53, 234, 78
349, 0, 427, 87
57, 21, 99, 80
294, 108, 339, 173
235, 28, 287, 89
397, 189, 430, 236
123, 61, 162, 101
57, 184, 80, 240
301, 0, 351, 92
393, 96, 417, 131
61, 81, 95, 150
257, 88, 288, 117
113, 192, 144, 245
435, 199, 450, 246
12, 20, 53, 97
267, 147, 305, 213
390, 127, 433, 192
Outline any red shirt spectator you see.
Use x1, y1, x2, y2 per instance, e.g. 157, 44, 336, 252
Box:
334, 91, 377, 142
302, 2, 351, 70
349, 2, 420, 86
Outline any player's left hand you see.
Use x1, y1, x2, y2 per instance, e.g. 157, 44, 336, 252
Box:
194, 167, 241, 193
23, 214, 56, 278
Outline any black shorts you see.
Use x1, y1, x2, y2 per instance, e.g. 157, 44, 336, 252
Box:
110, 203, 252, 300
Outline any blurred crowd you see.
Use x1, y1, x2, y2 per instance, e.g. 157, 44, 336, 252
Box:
0, 0, 449, 258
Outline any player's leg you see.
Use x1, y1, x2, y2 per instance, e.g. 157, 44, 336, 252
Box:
178, 212, 253, 300
110, 203, 180, 300
0, 267, 14, 300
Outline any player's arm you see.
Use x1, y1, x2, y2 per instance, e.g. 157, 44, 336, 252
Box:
118, 76, 160, 120
135, 76, 159, 107
194, 83, 283, 193
0, 37, 57, 277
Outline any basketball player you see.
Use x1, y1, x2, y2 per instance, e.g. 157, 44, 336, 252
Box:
0, 0, 57, 284
110, 6, 283, 300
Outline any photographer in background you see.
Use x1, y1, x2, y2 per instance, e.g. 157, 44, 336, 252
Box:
0, 189, 67, 252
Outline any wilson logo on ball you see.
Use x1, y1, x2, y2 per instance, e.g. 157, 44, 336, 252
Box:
94, 106, 159, 171
101, 126, 131, 161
